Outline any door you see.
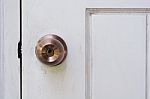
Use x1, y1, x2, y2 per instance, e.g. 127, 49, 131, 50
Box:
87, 9, 149, 99
3, 0, 149, 99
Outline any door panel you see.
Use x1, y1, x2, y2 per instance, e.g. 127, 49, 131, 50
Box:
92, 15, 146, 99
22, 0, 85, 99
22, 0, 150, 98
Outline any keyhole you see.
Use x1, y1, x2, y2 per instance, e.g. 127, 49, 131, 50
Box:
46, 48, 54, 57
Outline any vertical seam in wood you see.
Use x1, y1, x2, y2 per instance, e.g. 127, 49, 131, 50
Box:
20, 0, 22, 98
146, 14, 148, 99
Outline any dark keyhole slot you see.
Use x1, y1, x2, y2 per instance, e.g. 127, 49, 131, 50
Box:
46, 47, 54, 57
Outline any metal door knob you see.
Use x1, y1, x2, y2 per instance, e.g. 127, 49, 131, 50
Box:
35, 34, 67, 66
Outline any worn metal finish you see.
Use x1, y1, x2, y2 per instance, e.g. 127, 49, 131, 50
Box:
35, 34, 67, 66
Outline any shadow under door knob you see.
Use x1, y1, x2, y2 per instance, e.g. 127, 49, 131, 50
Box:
35, 34, 67, 66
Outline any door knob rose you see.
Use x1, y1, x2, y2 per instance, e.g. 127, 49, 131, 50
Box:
35, 34, 67, 66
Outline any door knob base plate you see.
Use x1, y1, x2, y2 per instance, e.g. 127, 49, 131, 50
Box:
35, 34, 67, 66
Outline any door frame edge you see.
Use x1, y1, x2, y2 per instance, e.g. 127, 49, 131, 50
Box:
0, 0, 4, 98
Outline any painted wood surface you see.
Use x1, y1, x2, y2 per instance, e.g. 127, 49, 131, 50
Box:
85, 9, 150, 99
22, 0, 85, 99
22, 0, 150, 98
0, 0, 20, 99
148, 15, 150, 99
22, 3, 150, 99
92, 14, 146, 99
1, 0, 150, 99
0, 0, 4, 98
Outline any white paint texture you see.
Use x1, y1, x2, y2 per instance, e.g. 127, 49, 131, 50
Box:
1, 0, 150, 98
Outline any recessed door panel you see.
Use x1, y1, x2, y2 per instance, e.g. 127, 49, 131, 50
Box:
91, 15, 146, 99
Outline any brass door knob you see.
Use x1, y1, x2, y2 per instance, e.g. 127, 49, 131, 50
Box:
35, 34, 67, 66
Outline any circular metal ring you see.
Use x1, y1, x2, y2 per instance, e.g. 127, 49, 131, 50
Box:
35, 34, 67, 66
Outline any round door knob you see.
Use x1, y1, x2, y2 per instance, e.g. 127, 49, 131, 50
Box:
35, 34, 67, 66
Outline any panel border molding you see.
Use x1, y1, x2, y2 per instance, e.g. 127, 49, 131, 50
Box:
85, 8, 150, 99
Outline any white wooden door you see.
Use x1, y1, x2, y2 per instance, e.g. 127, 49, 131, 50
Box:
22, 1, 150, 99
1, 0, 150, 99
22, 5, 150, 99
